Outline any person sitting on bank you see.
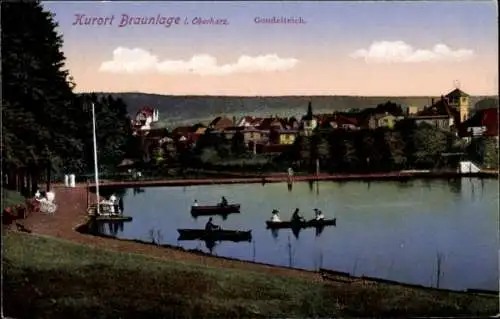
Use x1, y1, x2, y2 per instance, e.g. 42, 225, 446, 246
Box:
314, 208, 325, 221
193, 199, 199, 207
220, 196, 228, 207
291, 208, 305, 222
205, 217, 220, 231
271, 209, 281, 222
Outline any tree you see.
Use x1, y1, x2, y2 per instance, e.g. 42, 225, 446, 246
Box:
475, 98, 499, 111
2, 1, 84, 190
482, 137, 499, 169
384, 131, 407, 170
231, 131, 246, 156
315, 137, 330, 164
200, 148, 219, 164
375, 101, 404, 116
468, 137, 499, 169
195, 130, 221, 152
298, 136, 313, 168
78, 94, 132, 172
411, 123, 448, 168
152, 146, 165, 165
341, 138, 358, 171
355, 131, 376, 171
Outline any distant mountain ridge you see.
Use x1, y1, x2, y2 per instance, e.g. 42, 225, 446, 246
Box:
87, 92, 498, 128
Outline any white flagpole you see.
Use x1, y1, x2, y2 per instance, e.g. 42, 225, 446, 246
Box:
92, 102, 100, 215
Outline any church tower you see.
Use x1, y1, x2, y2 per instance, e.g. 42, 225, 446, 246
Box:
445, 85, 469, 123
301, 101, 317, 136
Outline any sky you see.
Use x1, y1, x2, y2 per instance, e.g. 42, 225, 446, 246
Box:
43, 1, 498, 96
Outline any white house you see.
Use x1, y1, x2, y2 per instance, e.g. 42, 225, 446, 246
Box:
132, 106, 160, 133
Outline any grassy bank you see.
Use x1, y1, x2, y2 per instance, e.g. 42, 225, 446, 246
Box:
1, 189, 26, 211
3, 231, 498, 318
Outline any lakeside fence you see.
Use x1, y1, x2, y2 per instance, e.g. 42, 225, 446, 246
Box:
39, 167, 498, 188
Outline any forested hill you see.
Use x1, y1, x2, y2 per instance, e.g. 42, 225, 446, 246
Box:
88, 92, 497, 127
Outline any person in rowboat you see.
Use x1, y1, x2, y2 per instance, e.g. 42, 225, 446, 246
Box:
193, 199, 199, 207
220, 196, 228, 207
314, 208, 325, 221
205, 217, 221, 231
271, 209, 281, 222
291, 208, 305, 223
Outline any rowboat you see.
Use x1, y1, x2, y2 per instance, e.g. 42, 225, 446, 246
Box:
190, 204, 241, 215
91, 215, 133, 222
177, 228, 252, 242
266, 218, 336, 229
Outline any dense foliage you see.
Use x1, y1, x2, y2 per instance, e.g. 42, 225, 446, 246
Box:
289, 122, 454, 172
162, 121, 497, 174
2, 1, 131, 190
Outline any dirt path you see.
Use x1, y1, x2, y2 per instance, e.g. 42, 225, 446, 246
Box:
17, 185, 321, 281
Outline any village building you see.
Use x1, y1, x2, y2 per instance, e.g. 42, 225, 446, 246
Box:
368, 113, 404, 129
301, 102, 317, 136
458, 107, 498, 141
131, 106, 160, 134
208, 116, 234, 131
407, 88, 471, 132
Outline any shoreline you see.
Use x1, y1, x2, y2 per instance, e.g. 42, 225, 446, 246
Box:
9, 183, 497, 298
86, 170, 498, 188
75, 221, 498, 296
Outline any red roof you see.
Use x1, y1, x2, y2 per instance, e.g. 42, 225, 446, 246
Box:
258, 118, 285, 130
417, 97, 459, 120
136, 106, 155, 118
460, 108, 498, 137
209, 116, 234, 129
332, 114, 358, 126
239, 116, 264, 126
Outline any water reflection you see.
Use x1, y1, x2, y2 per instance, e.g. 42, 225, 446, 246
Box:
268, 224, 328, 239
397, 179, 411, 188
448, 178, 461, 194
133, 187, 145, 195
118, 197, 124, 213
271, 228, 279, 239
107, 221, 124, 236
204, 239, 217, 254
315, 225, 325, 237
87, 218, 125, 237
191, 212, 230, 221
91, 178, 498, 291
421, 178, 433, 190
179, 238, 253, 255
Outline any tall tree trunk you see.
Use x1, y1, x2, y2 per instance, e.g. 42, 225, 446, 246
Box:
16, 170, 20, 192
26, 170, 32, 197
9, 170, 17, 191
46, 160, 52, 192
19, 168, 26, 196
31, 169, 40, 195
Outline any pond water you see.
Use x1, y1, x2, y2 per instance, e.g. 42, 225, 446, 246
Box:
96, 178, 499, 291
